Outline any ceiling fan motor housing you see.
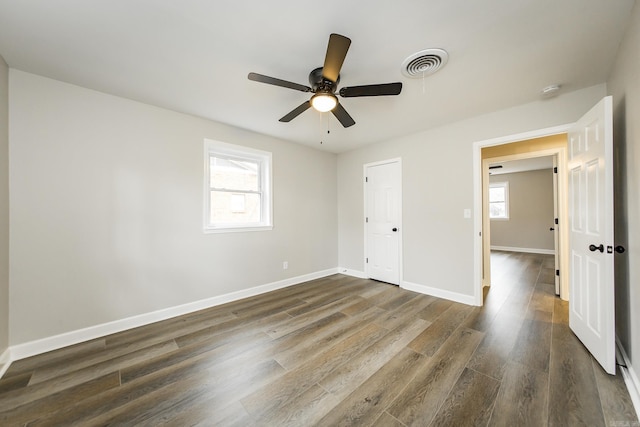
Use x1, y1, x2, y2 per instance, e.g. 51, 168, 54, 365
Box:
309, 67, 339, 92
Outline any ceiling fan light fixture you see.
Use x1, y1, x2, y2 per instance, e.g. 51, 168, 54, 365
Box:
311, 92, 337, 112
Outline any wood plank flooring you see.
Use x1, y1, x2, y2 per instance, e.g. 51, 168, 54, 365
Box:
0, 251, 638, 426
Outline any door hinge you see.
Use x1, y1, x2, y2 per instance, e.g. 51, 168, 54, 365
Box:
366, 217, 368, 223
554, 167, 558, 173
555, 218, 558, 225
556, 269, 560, 276
366, 258, 368, 263
365, 177, 368, 183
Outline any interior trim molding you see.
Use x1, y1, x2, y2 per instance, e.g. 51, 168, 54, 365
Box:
401, 280, 477, 306
7, 267, 339, 363
0, 347, 11, 378
490, 246, 555, 255
337, 267, 367, 279
616, 336, 640, 418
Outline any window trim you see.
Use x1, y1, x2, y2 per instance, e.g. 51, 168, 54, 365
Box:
204, 139, 272, 233
489, 181, 510, 220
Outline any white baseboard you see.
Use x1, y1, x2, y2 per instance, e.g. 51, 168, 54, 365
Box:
0, 347, 11, 378
8, 268, 339, 363
337, 267, 367, 279
401, 280, 477, 306
491, 246, 555, 255
616, 336, 640, 419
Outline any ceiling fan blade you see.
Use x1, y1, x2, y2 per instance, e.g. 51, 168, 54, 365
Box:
322, 34, 351, 83
248, 72, 312, 92
339, 82, 403, 97
279, 101, 311, 122
331, 103, 355, 128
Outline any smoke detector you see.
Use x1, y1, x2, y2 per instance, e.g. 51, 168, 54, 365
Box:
401, 48, 449, 78
541, 84, 561, 98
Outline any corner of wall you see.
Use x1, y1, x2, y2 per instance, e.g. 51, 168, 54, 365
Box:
607, 0, 640, 416
0, 53, 11, 371
0, 347, 11, 378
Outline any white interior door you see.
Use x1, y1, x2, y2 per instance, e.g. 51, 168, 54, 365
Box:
553, 155, 560, 295
365, 160, 401, 285
568, 96, 615, 374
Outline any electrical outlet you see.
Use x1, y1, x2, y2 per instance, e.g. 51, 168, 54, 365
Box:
283, 261, 288, 270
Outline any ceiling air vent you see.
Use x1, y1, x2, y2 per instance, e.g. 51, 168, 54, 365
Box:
401, 48, 449, 78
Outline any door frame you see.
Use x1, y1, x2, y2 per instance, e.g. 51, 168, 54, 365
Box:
363, 158, 403, 285
473, 124, 572, 306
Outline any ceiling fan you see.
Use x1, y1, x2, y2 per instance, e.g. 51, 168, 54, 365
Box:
248, 33, 402, 128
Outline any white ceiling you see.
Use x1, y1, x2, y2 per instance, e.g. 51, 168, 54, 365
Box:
0, 1, 635, 153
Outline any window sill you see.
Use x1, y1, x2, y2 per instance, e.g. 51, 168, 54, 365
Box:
203, 225, 273, 234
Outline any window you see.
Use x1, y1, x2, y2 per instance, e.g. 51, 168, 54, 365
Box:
204, 139, 272, 232
489, 182, 509, 219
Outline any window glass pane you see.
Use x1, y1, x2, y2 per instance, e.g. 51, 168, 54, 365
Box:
210, 191, 261, 224
489, 187, 505, 202
230, 194, 246, 213
490, 202, 506, 218
210, 157, 259, 191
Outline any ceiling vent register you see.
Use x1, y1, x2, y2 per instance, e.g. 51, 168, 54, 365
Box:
401, 48, 449, 78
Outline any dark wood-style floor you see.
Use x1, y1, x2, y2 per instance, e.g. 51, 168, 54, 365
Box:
0, 251, 637, 426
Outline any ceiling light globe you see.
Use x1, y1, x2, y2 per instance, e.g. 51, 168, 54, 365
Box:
311, 93, 337, 112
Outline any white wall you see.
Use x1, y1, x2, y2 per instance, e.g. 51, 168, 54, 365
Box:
0, 55, 9, 359
8, 70, 338, 346
337, 84, 606, 299
489, 169, 555, 252
607, 0, 640, 394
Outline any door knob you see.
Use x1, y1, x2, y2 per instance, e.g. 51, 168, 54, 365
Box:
549, 227, 555, 231
589, 244, 604, 253
615, 245, 626, 254
392, 228, 398, 232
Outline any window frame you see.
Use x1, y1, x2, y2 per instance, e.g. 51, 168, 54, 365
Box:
204, 139, 272, 233
489, 181, 510, 220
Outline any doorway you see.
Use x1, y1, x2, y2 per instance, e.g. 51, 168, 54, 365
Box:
473, 97, 617, 375
485, 153, 560, 297
472, 126, 571, 306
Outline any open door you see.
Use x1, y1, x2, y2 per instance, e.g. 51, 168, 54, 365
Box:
568, 96, 615, 374
552, 155, 560, 295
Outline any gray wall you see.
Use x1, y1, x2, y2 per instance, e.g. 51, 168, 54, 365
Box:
0, 55, 8, 358
8, 70, 338, 345
337, 84, 606, 298
489, 169, 554, 251
607, 0, 640, 389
